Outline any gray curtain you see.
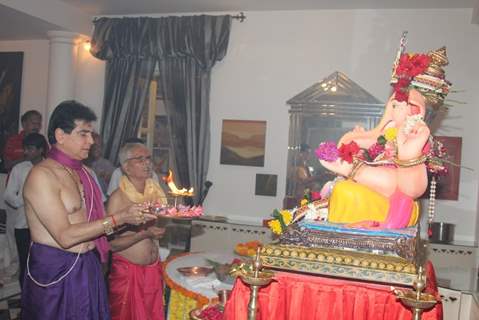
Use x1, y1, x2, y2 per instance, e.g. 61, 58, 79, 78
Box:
159, 57, 212, 204
91, 16, 231, 203
101, 58, 155, 164
91, 18, 158, 164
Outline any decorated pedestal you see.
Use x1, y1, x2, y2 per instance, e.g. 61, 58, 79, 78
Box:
260, 244, 417, 286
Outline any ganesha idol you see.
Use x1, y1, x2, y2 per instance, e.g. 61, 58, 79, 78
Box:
316, 47, 451, 230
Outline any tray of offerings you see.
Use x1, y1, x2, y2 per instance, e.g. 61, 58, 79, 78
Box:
148, 202, 203, 220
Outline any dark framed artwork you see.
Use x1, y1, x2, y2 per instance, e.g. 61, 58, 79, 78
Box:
220, 119, 266, 167
0, 52, 24, 173
435, 136, 462, 200
255, 174, 277, 197
422, 136, 462, 201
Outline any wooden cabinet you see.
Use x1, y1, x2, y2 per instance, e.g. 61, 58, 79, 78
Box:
439, 287, 462, 319
430, 242, 479, 319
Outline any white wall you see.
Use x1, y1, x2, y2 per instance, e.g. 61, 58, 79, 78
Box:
0, 40, 49, 133
204, 9, 479, 243
75, 44, 106, 128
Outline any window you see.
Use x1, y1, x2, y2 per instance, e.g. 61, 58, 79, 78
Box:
138, 79, 171, 175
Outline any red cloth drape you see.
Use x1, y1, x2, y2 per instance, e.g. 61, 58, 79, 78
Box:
224, 262, 442, 320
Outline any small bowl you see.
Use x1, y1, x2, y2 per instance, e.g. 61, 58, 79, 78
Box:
177, 266, 214, 277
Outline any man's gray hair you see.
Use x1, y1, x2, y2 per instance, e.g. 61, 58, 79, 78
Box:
118, 143, 147, 165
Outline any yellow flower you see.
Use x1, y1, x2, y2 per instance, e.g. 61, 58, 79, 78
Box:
384, 127, 398, 142
300, 199, 308, 206
280, 210, 293, 225
268, 219, 282, 235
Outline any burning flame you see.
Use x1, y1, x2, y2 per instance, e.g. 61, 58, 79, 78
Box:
163, 170, 194, 196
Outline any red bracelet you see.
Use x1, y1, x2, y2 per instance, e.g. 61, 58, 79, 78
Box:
111, 215, 117, 227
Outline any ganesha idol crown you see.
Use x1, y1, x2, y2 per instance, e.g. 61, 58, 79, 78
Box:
390, 41, 452, 109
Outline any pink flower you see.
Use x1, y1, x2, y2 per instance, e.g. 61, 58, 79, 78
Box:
367, 143, 385, 160
315, 141, 339, 162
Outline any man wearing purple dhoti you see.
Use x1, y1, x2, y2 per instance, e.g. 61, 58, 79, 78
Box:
21, 101, 157, 320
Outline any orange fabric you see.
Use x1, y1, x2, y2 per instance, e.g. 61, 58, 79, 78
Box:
109, 254, 165, 320
224, 262, 442, 320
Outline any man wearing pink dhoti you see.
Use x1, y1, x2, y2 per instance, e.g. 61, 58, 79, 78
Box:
107, 142, 167, 320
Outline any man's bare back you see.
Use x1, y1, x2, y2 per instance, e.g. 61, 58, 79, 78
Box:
107, 188, 162, 265
24, 158, 96, 253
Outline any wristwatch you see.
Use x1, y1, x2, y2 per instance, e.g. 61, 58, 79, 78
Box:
102, 217, 115, 235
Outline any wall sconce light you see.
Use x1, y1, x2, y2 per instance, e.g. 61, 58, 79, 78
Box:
83, 40, 91, 52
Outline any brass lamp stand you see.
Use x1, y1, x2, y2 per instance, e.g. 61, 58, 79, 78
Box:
393, 266, 439, 320
239, 248, 274, 320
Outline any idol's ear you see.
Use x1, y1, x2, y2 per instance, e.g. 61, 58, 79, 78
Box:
407, 89, 427, 118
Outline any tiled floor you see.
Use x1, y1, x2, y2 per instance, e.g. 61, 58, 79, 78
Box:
0, 295, 20, 320
0, 274, 21, 320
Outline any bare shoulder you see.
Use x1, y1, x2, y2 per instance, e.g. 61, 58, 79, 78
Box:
107, 188, 130, 214
24, 159, 61, 192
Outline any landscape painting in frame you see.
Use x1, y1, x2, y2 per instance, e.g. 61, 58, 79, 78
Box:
220, 120, 266, 167
0, 52, 24, 173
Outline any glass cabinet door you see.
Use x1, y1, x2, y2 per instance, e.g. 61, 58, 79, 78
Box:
284, 72, 384, 208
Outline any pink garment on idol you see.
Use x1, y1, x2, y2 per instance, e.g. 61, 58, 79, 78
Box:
382, 189, 414, 229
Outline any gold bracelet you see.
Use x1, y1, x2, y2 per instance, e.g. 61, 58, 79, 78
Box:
393, 155, 427, 168
348, 160, 365, 182
102, 217, 114, 236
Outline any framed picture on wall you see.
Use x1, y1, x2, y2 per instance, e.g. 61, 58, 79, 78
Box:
0, 52, 24, 173
220, 119, 267, 167
435, 136, 462, 200
255, 174, 278, 197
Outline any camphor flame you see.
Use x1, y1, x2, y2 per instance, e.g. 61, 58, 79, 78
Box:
163, 170, 194, 196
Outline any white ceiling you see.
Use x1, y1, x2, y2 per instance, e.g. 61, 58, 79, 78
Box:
0, 0, 477, 40
0, 4, 62, 40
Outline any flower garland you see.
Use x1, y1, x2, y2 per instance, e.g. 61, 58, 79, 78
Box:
315, 129, 448, 176
267, 209, 293, 235
316, 127, 398, 164
393, 53, 431, 103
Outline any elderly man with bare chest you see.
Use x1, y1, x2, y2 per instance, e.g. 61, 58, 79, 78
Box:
21, 101, 156, 320
107, 142, 167, 320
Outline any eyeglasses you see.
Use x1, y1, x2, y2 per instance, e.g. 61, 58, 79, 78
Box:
126, 155, 152, 163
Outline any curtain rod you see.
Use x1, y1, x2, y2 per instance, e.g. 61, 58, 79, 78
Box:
232, 12, 246, 22
93, 12, 246, 23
